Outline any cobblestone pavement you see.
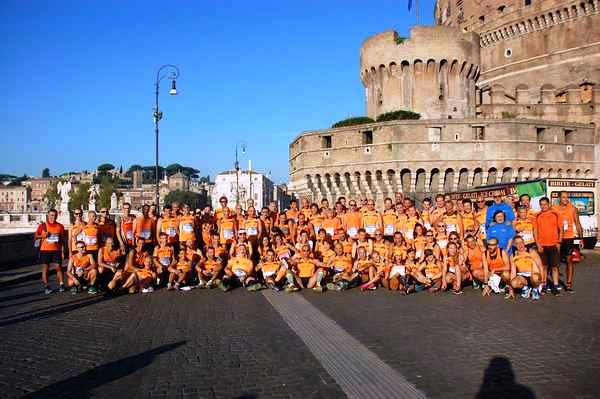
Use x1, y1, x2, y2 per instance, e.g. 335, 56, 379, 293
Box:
1, 253, 600, 399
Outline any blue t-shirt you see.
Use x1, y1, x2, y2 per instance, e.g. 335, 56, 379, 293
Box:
485, 203, 515, 229
487, 223, 515, 253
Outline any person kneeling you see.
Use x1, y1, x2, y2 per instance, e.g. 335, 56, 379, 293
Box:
168, 251, 192, 291
67, 241, 98, 295
195, 246, 223, 289
481, 238, 511, 298
256, 249, 287, 291
441, 242, 464, 295
222, 244, 261, 292
509, 236, 543, 301
288, 244, 326, 293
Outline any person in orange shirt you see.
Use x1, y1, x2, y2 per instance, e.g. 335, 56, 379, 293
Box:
475, 197, 488, 244
153, 232, 175, 281
35, 209, 65, 294
97, 236, 124, 280
97, 208, 116, 247
534, 197, 563, 295
442, 200, 463, 239
321, 207, 342, 240
343, 200, 362, 239
464, 235, 486, 289
509, 236, 544, 300
430, 194, 446, 226
361, 199, 382, 237
441, 241, 465, 295
156, 204, 179, 250
481, 237, 511, 298
461, 199, 479, 239
513, 206, 536, 250
134, 204, 155, 251
275, 212, 295, 244
420, 197, 433, 230
82, 211, 100, 259
295, 212, 314, 241
178, 204, 197, 245
167, 250, 192, 290
244, 206, 262, 243
222, 244, 261, 291
215, 196, 233, 222
309, 203, 323, 237
300, 197, 312, 220
287, 244, 325, 292
116, 202, 135, 252
69, 208, 86, 254
256, 248, 287, 291
381, 197, 397, 239
519, 194, 538, 220
195, 246, 223, 288
553, 191, 584, 293
218, 207, 237, 247
286, 199, 300, 224
67, 240, 97, 295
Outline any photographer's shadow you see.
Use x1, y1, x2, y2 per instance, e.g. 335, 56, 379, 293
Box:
476, 356, 535, 399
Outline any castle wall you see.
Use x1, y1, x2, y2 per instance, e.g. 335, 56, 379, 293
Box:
360, 26, 480, 120
289, 119, 594, 206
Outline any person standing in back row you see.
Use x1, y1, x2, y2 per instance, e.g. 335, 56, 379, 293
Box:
485, 193, 515, 229
552, 192, 583, 293
534, 197, 563, 296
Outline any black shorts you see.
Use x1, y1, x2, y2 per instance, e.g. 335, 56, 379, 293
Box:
539, 246, 560, 268
560, 239, 575, 259
39, 250, 62, 265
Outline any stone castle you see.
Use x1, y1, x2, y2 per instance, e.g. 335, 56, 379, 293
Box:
288, 0, 599, 205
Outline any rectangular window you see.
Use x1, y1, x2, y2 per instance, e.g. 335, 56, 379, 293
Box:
428, 127, 442, 142
536, 127, 545, 142
473, 126, 485, 140
322, 135, 332, 149
362, 130, 373, 145
525, 0, 532, 5
565, 129, 574, 144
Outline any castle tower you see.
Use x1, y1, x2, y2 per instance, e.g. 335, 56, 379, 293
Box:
360, 26, 480, 120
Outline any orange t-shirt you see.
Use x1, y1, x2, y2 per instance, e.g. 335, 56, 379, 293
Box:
37, 222, 65, 252
552, 203, 578, 239
535, 210, 562, 246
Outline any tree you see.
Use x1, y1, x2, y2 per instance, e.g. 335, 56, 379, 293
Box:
97, 163, 115, 174
42, 168, 50, 178
164, 190, 206, 210
331, 116, 375, 128
44, 180, 60, 209
199, 175, 211, 184
98, 175, 115, 209
375, 110, 420, 122
166, 163, 184, 175
126, 164, 143, 176
69, 182, 91, 212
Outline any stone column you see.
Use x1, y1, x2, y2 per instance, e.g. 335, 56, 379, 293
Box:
467, 170, 475, 188
410, 172, 417, 193
349, 174, 361, 199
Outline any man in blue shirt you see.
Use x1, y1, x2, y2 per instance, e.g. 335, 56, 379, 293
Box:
485, 194, 515, 229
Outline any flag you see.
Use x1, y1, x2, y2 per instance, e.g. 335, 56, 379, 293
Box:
408, 0, 413, 10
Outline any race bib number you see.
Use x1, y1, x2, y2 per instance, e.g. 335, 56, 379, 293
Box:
262, 270, 276, 278
390, 265, 406, 277
278, 251, 290, 259
75, 267, 84, 275
313, 225, 322, 234
233, 269, 246, 278
334, 265, 346, 273
84, 235, 97, 246
447, 224, 457, 233
521, 231, 534, 243
46, 233, 60, 243
223, 229, 234, 239
76, 232, 85, 241
416, 249, 423, 259
247, 226, 258, 236
384, 225, 395, 236
182, 223, 194, 233
166, 227, 177, 237
448, 267, 456, 274
348, 227, 358, 238
438, 239, 448, 249
563, 220, 570, 232
325, 227, 335, 237
125, 231, 133, 240
404, 230, 414, 240
365, 225, 376, 235
424, 222, 431, 230
160, 257, 170, 266
140, 229, 151, 239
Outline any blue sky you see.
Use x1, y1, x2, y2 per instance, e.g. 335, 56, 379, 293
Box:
0, 0, 434, 183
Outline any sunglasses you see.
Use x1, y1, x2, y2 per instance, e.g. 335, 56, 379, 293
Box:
76, 246, 85, 250
426, 234, 434, 237
74, 212, 82, 216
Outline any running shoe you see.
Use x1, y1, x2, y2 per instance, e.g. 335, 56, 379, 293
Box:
196, 280, 206, 289
472, 280, 480, 290
246, 283, 262, 292
58, 284, 65, 293
284, 284, 296, 293
521, 286, 531, 299
531, 288, 540, 301
565, 287, 575, 294
452, 289, 463, 295
70, 286, 78, 295
313, 285, 324, 293
551, 287, 561, 296
180, 286, 193, 291
44, 286, 53, 295
218, 281, 230, 292
167, 283, 175, 290
326, 282, 336, 291
359, 283, 373, 291
87, 286, 98, 295
141, 287, 154, 293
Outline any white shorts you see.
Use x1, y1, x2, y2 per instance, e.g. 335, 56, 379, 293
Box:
517, 272, 532, 278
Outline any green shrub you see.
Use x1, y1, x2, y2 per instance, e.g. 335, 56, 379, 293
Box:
332, 116, 375, 128
501, 111, 517, 119
376, 110, 421, 122
395, 36, 407, 45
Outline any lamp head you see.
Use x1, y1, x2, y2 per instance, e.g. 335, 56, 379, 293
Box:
169, 79, 177, 96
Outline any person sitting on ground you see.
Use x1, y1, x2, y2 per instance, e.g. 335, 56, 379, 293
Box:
153, 232, 175, 285
67, 241, 98, 295
256, 248, 286, 291
168, 250, 192, 291
326, 242, 354, 292
418, 249, 442, 293
288, 244, 326, 292
222, 244, 262, 292
481, 237, 511, 298
195, 246, 223, 289
508, 236, 543, 301
97, 237, 124, 288
441, 242, 464, 295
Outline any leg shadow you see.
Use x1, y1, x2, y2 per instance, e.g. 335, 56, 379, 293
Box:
23, 341, 186, 398
476, 356, 535, 399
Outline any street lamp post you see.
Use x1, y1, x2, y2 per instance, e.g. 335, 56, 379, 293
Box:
154, 64, 180, 207
235, 142, 247, 207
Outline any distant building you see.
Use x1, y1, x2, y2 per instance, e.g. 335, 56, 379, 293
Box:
212, 169, 290, 211
0, 186, 31, 212
23, 177, 56, 211
168, 172, 190, 191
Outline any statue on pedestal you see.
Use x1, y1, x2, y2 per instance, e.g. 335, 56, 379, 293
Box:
88, 185, 99, 211
56, 181, 72, 226
110, 192, 118, 211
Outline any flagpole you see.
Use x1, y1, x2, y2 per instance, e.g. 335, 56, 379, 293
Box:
416, 0, 420, 25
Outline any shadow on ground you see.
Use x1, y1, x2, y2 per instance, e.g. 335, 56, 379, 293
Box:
476, 356, 535, 399
22, 341, 186, 399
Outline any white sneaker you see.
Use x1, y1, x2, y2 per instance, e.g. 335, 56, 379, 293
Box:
180, 286, 192, 291
141, 287, 154, 293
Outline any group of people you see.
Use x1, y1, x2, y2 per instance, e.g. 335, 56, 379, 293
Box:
35, 190, 584, 301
